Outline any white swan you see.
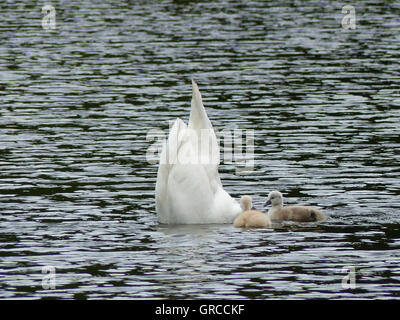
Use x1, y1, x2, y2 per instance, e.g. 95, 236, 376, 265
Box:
234, 196, 271, 228
265, 190, 326, 222
155, 80, 242, 224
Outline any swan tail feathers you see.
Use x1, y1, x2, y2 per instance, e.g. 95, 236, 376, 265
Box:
189, 80, 213, 131
189, 80, 220, 170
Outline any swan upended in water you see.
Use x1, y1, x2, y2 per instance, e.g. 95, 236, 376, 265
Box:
155, 80, 242, 224
234, 195, 271, 228
265, 190, 326, 222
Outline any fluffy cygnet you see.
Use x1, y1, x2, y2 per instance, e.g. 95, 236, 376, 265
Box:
234, 195, 271, 228
265, 191, 326, 222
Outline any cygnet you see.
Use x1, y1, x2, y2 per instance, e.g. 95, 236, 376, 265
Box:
265, 191, 325, 222
234, 195, 271, 228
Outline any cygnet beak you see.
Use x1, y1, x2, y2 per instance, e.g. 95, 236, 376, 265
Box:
264, 200, 271, 207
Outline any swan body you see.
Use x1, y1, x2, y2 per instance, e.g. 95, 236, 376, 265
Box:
155, 80, 242, 224
265, 191, 326, 222
234, 196, 271, 228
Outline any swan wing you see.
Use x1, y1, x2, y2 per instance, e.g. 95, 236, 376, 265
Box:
155, 118, 187, 223
162, 160, 240, 223
156, 118, 215, 223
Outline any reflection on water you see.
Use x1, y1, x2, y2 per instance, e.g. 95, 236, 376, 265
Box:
0, 0, 400, 299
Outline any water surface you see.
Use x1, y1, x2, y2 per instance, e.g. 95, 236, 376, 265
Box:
1, 0, 400, 299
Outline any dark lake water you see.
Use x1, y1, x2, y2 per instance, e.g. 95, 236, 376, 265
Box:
1, 0, 400, 299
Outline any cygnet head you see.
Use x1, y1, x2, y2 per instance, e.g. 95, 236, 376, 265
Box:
240, 195, 252, 211
265, 190, 283, 208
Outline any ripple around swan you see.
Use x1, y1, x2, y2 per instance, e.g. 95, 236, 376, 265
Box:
1, 0, 400, 299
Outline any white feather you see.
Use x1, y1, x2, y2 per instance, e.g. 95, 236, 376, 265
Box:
155, 80, 241, 224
